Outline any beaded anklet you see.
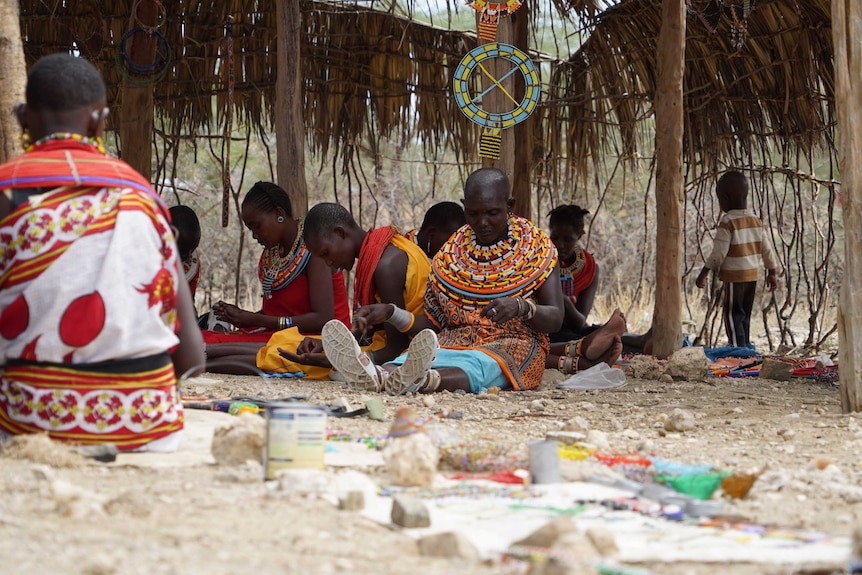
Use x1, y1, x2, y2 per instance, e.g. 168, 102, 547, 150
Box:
557, 356, 577, 374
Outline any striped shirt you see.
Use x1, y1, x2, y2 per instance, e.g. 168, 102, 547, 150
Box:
705, 209, 779, 283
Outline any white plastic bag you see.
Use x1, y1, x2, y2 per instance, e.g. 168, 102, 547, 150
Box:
557, 362, 626, 391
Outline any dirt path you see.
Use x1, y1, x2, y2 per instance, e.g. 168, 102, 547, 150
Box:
0, 371, 855, 575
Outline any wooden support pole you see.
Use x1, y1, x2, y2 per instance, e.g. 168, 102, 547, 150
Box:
650, 0, 686, 359
276, 0, 309, 216
0, 0, 26, 164
833, 0, 862, 412
118, 1, 158, 180
480, 17, 516, 205
511, 8, 532, 220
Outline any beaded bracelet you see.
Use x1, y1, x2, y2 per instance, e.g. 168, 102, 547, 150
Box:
524, 298, 537, 320
514, 297, 526, 318
278, 316, 293, 330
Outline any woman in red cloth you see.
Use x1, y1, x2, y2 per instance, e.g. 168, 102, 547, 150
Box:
546, 204, 601, 372
549, 205, 599, 340
203, 182, 350, 374
546, 204, 651, 372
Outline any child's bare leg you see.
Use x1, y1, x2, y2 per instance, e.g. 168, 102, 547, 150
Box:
379, 364, 470, 393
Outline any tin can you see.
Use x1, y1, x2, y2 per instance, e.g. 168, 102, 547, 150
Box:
264, 403, 327, 480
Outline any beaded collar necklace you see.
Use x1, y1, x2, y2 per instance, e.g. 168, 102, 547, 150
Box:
560, 245, 586, 277
26, 132, 107, 155
259, 218, 310, 298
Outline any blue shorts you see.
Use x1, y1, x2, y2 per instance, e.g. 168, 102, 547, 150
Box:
386, 348, 509, 393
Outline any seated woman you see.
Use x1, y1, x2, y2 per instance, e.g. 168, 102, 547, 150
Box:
203, 182, 350, 375
545, 205, 650, 373
320, 168, 624, 395
0, 54, 203, 451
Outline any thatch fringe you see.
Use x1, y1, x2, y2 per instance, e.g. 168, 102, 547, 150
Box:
18, 0, 837, 183
546, 0, 834, 183
18, 0, 486, 167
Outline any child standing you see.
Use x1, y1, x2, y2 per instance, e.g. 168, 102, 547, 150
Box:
696, 171, 779, 347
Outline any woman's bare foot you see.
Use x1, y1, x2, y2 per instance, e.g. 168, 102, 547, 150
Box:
576, 335, 623, 371
579, 309, 627, 361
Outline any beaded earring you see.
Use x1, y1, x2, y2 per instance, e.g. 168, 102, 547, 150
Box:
20, 130, 31, 150
277, 216, 285, 223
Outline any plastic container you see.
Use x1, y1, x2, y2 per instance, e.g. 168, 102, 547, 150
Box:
528, 439, 560, 484
264, 403, 327, 480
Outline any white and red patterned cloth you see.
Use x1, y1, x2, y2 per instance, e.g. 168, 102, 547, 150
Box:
0, 138, 184, 450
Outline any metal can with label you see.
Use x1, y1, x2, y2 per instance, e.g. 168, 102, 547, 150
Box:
263, 403, 327, 480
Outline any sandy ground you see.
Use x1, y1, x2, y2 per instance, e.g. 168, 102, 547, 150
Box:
0, 368, 857, 575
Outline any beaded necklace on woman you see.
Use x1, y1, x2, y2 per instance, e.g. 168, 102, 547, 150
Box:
559, 245, 586, 278
259, 218, 311, 299
431, 214, 557, 309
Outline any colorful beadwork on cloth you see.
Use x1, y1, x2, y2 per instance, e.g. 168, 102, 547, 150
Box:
430, 215, 557, 309
258, 218, 310, 299
439, 439, 528, 473
468, 0, 524, 42
26, 132, 107, 156
379, 482, 536, 501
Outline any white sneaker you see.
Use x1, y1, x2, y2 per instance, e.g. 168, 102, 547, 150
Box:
321, 320, 380, 391
385, 329, 439, 395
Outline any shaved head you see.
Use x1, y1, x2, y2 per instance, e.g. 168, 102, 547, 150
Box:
464, 168, 510, 203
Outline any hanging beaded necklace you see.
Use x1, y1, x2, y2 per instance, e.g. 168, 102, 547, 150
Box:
258, 218, 311, 299
559, 245, 586, 278
431, 215, 557, 309
26, 132, 107, 155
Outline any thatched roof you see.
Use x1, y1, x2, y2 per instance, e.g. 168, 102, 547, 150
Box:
18, 0, 493, 167
17, 0, 836, 182
547, 0, 834, 181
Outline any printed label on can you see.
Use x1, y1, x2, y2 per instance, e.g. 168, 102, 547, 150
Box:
264, 403, 327, 480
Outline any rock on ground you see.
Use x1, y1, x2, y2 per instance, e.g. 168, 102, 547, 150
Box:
514, 516, 577, 547
391, 495, 431, 528
418, 531, 479, 560
628, 355, 662, 380
211, 413, 265, 466
664, 347, 710, 382
759, 358, 795, 381
1, 434, 86, 467
664, 408, 697, 432
384, 432, 439, 487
